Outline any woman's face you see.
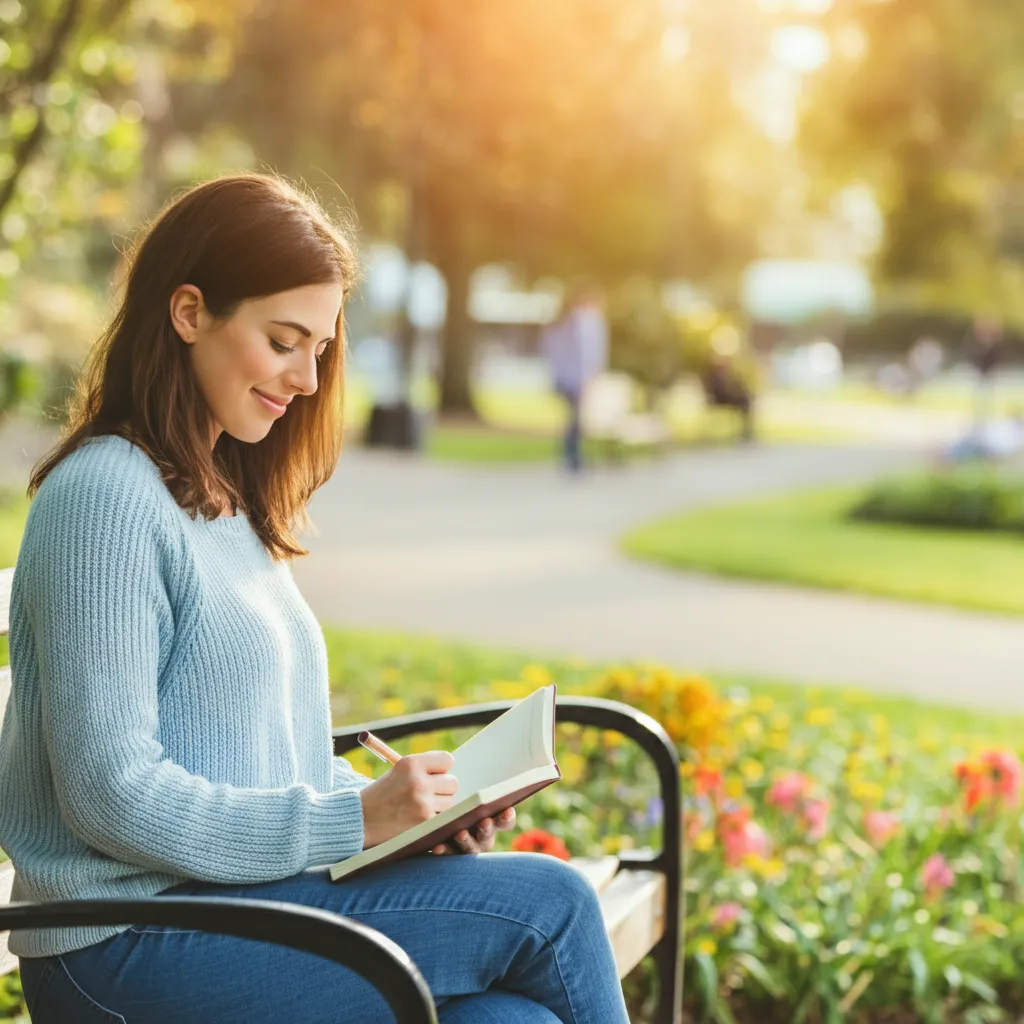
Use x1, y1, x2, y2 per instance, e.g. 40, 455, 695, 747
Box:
170, 281, 343, 447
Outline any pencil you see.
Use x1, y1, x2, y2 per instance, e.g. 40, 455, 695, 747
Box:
357, 730, 402, 765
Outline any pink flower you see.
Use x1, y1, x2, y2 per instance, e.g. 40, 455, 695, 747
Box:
717, 805, 770, 867
864, 809, 900, 847
981, 750, 1022, 808
803, 799, 829, 842
767, 772, 812, 814
920, 853, 954, 900
711, 902, 742, 930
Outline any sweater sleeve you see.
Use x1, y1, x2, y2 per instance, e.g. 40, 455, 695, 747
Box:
27, 453, 365, 883
332, 756, 373, 792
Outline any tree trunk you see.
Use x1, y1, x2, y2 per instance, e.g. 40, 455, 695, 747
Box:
434, 235, 478, 419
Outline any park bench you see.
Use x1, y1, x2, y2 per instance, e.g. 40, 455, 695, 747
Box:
582, 372, 673, 458
0, 564, 683, 1023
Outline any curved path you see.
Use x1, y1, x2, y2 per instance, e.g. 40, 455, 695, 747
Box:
293, 442, 1024, 712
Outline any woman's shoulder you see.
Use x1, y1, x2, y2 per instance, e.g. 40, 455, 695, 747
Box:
31, 434, 175, 534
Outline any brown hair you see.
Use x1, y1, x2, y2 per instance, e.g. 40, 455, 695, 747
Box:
28, 172, 359, 562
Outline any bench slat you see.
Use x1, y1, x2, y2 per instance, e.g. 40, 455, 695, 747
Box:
0, 566, 11, 637
566, 855, 619, 894
0, 862, 15, 975
598, 869, 666, 979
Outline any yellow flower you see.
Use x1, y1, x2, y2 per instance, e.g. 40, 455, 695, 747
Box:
380, 667, 401, 685
602, 730, 623, 749
752, 695, 775, 714
602, 834, 636, 855
869, 714, 890, 736
694, 830, 715, 853
850, 780, 885, 803
381, 697, 407, 718
725, 776, 745, 799
743, 853, 785, 879
767, 732, 789, 751
680, 762, 696, 778
738, 716, 764, 740
409, 734, 435, 754
918, 735, 940, 754
770, 712, 791, 732
560, 751, 587, 786
805, 707, 836, 727
696, 939, 717, 956
739, 758, 765, 783
492, 680, 532, 700
522, 664, 553, 688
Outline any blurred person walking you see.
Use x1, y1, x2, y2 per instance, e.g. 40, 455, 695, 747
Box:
963, 314, 1005, 426
540, 280, 609, 473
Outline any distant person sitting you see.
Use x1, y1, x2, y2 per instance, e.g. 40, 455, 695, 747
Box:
540, 280, 609, 473
941, 410, 1024, 464
702, 352, 755, 442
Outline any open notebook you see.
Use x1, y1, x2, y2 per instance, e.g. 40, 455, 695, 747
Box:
330, 684, 560, 882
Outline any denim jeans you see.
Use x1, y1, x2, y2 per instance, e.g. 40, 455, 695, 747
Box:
19, 852, 629, 1023
556, 388, 583, 473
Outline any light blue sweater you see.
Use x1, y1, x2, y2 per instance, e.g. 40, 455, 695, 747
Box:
0, 434, 371, 958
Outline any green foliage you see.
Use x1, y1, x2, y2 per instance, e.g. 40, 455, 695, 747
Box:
851, 468, 1024, 532
802, 0, 1024, 322
622, 483, 1024, 616
608, 278, 686, 397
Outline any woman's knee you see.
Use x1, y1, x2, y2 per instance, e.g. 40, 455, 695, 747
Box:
497, 853, 604, 933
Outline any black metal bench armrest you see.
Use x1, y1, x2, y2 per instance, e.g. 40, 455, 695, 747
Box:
0, 896, 437, 1024
334, 695, 681, 873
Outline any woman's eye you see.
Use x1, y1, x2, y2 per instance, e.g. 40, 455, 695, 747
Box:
270, 339, 295, 355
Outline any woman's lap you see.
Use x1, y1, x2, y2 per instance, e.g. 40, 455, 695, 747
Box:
21, 852, 628, 1024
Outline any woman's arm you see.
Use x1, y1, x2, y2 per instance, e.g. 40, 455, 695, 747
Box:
332, 755, 373, 792
26, 453, 364, 882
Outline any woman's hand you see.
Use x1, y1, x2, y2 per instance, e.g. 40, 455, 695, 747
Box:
430, 807, 517, 856
359, 752, 458, 849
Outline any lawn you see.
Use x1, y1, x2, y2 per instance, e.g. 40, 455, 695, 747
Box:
621, 484, 1024, 617
346, 376, 856, 465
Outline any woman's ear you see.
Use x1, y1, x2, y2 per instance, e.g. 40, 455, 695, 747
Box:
169, 284, 204, 344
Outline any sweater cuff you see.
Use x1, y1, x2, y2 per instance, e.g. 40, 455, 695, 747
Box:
306, 787, 365, 867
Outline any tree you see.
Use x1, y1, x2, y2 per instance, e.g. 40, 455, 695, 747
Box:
225, 0, 777, 415
800, 0, 1024, 322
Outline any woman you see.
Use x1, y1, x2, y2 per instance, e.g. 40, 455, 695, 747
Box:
0, 174, 628, 1023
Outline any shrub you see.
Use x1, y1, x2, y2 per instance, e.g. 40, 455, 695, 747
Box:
850, 468, 1024, 532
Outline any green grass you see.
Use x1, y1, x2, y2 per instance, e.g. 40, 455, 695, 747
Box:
321, 627, 1024, 745
621, 484, 1024, 617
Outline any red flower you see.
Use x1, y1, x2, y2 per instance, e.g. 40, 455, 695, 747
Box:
954, 749, 1023, 813
511, 829, 571, 861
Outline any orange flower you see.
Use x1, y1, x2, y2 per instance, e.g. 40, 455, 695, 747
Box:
954, 749, 1023, 813
511, 829, 571, 861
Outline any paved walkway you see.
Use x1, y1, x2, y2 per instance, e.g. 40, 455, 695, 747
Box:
292, 442, 1024, 713
4, 416, 1019, 711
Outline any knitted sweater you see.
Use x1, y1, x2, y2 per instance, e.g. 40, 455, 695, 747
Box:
0, 434, 371, 958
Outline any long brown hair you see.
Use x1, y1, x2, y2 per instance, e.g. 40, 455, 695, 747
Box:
28, 172, 359, 562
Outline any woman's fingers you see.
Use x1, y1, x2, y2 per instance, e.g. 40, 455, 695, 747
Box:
429, 808, 516, 856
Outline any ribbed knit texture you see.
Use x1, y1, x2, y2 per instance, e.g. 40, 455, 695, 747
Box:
0, 434, 371, 958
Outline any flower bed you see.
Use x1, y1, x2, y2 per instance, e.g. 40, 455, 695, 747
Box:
334, 638, 1024, 1023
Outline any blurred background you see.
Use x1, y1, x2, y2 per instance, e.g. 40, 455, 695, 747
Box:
5, 1, 1024, 1020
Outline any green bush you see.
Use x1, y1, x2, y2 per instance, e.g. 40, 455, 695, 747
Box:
850, 468, 1024, 532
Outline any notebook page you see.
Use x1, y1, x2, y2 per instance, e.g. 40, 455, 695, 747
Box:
450, 685, 554, 794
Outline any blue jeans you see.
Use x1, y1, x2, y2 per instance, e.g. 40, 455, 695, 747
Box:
19, 852, 629, 1023
557, 388, 583, 473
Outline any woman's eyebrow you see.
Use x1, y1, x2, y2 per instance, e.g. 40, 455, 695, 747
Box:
270, 320, 334, 344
